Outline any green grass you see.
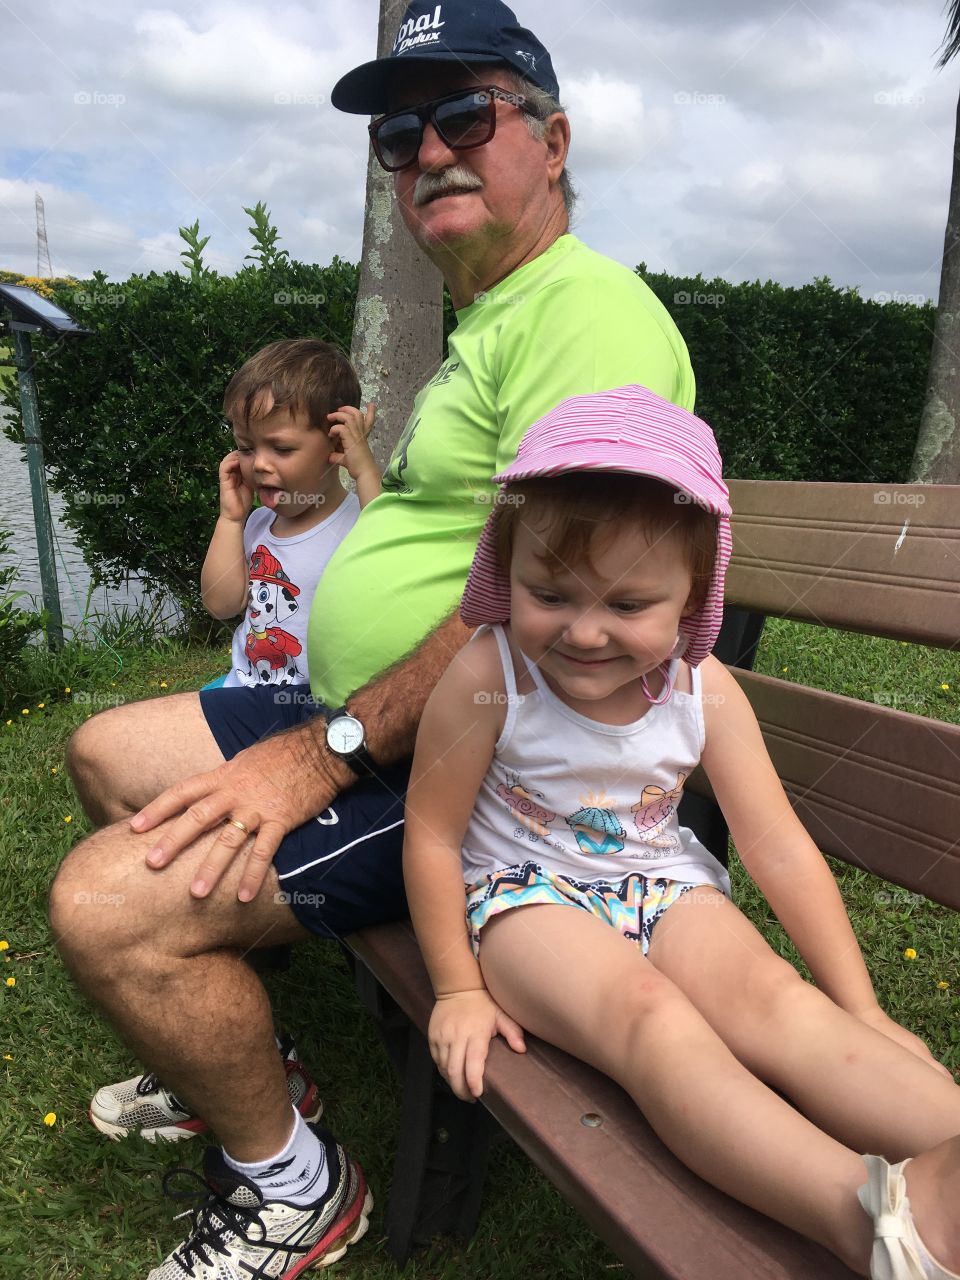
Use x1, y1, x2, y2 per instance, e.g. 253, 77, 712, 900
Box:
0, 621, 958, 1277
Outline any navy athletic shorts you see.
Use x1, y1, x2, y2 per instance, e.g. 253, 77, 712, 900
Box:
199, 685, 409, 940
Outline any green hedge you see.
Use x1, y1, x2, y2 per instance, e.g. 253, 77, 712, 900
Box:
641, 270, 934, 482
1, 254, 933, 622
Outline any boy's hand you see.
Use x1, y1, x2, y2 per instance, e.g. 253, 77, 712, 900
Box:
428, 989, 526, 1101
327, 403, 377, 477
855, 1005, 954, 1080
218, 450, 254, 523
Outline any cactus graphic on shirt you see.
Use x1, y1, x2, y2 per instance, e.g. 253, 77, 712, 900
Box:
630, 772, 687, 848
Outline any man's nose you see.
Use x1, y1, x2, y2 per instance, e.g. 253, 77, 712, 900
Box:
416, 120, 458, 170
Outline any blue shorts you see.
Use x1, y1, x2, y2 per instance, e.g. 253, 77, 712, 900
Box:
199, 685, 409, 939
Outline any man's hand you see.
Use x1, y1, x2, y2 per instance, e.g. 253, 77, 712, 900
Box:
428, 989, 526, 1101
130, 727, 344, 902
855, 1004, 954, 1080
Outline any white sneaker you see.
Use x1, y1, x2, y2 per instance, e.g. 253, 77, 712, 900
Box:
147, 1126, 371, 1279
90, 1037, 322, 1142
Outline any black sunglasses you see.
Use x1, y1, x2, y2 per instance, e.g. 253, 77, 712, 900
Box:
368, 85, 538, 173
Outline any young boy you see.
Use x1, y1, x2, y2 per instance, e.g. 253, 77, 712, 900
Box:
201, 338, 379, 688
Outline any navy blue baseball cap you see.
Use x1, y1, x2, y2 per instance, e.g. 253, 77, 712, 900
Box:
331, 0, 559, 115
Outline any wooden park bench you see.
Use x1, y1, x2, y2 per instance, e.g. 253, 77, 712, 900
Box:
343, 478, 960, 1279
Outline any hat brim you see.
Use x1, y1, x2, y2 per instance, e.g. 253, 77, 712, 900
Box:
331, 53, 509, 114
459, 459, 732, 668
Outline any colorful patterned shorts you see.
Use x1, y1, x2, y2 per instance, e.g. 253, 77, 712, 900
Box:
465, 861, 717, 957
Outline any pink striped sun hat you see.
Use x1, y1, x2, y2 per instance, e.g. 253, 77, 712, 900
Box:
460, 384, 732, 668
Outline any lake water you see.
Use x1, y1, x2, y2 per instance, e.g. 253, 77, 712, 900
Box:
0, 405, 177, 635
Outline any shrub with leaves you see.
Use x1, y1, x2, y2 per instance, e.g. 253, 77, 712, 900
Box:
0, 527, 43, 709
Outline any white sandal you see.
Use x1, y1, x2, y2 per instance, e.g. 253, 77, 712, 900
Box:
858, 1154, 960, 1280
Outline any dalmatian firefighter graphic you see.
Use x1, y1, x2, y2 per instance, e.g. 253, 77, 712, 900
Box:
241, 545, 304, 685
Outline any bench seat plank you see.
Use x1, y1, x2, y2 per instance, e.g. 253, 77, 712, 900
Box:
347, 922, 857, 1280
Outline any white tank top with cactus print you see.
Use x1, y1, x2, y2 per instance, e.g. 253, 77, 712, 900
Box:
461, 625, 732, 895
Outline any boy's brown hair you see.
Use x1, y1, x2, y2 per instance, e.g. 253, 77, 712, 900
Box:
494, 472, 717, 611
223, 339, 360, 430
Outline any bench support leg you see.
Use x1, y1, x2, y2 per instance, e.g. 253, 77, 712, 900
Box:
348, 952, 499, 1264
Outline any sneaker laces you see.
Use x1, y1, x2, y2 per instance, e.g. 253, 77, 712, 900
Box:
135, 1072, 187, 1114
160, 1167, 270, 1275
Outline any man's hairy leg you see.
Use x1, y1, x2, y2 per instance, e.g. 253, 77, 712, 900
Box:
49, 818, 311, 1161
67, 692, 225, 827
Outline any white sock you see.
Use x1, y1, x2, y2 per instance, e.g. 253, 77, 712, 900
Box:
224, 1108, 330, 1207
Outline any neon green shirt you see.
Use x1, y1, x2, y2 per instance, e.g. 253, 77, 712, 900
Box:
308, 234, 695, 705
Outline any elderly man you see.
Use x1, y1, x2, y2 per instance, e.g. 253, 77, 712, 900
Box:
50, 1, 695, 1274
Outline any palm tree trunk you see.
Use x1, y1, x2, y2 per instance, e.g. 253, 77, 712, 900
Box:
350, 0, 444, 469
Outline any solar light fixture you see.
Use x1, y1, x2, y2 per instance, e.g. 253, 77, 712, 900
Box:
0, 282, 92, 338
0, 283, 93, 648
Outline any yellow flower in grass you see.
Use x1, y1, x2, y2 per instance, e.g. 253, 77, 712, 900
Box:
37, 702, 45, 709
5, 720, 11, 726
20, 709, 28, 716
903, 948, 917, 960
782, 666, 789, 672
941, 683, 951, 692
0, 941, 8, 952
63, 815, 72, 824
43, 1112, 56, 1127
64, 687, 71, 694
159, 681, 168, 689
5, 977, 15, 987
937, 980, 950, 990
3, 1054, 11, 1061
51, 767, 58, 775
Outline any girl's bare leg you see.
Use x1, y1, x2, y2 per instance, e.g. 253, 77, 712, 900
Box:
645, 888, 960, 1154
478, 904, 960, 1276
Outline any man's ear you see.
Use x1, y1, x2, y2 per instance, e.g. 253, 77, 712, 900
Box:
544, 112, 570, 185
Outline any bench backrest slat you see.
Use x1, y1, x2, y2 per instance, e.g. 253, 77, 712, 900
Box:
725, 480, 960, 647
689, 673, 960, 908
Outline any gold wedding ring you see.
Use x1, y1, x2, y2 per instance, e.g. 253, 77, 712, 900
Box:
224, 817, 250, 835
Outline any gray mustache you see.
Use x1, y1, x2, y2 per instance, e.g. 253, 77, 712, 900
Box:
413, 165, 484, 207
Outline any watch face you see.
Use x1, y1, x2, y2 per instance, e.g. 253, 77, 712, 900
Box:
328, 715, 364, 754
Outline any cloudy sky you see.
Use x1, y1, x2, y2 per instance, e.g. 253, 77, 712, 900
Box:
1, 0, 957, 303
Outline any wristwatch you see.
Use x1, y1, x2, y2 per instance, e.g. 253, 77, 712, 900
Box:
324, 706, 379, 777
